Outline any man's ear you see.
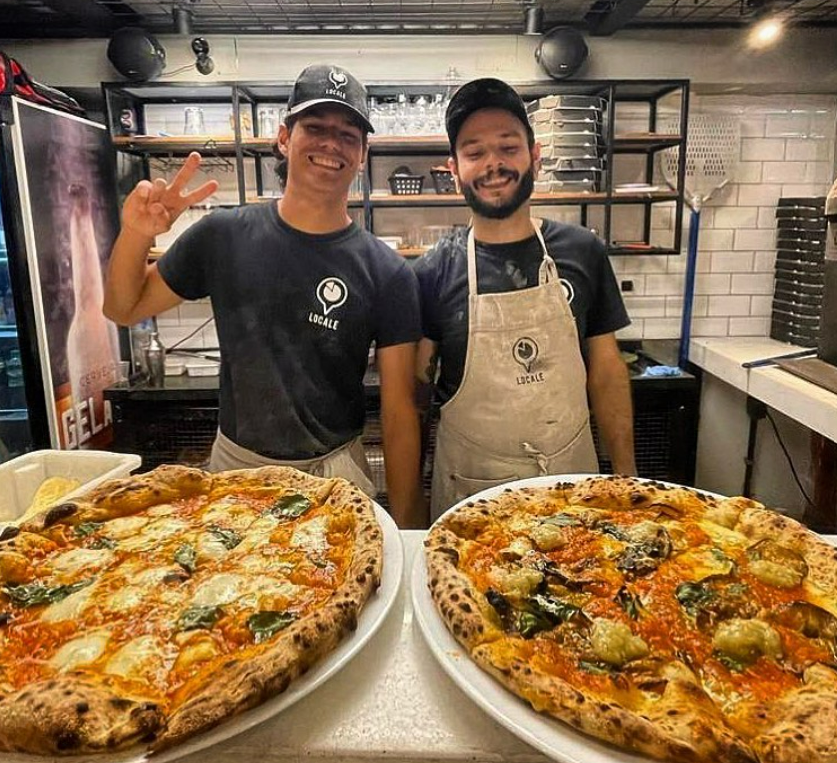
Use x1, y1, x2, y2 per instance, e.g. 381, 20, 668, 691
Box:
277, 123, 290, 159
532, 141, 542, 180
447, 155, 462, 194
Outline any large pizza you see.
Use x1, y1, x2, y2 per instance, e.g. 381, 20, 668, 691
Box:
0, 464, 383, 755
425, 475, 837, 763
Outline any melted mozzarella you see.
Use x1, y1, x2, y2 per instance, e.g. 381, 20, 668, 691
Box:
238, 577, 301, 609
236, 514, 280, 553
291, 515, 329, 553
144, 503, 178, 518
41, 585, 95, 623
49, 548, 113, 581
191, 573, 247, 607
119, 518, 188, 552
50, 630, 110, 671
105, 636, 166, 683
195, 533, 229, 563
101, 515, 149, 539
106, 586, 146, 612
202, 499, 258, 532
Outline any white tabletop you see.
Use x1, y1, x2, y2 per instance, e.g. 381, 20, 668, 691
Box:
180, 530, 837, 763
689, 337, 837, 442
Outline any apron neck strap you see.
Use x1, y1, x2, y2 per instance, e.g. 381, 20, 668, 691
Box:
466, 219, 558, 295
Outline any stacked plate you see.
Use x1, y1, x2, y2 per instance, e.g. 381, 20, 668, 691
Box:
526, 95, 605, 194
770, 197, 827, 347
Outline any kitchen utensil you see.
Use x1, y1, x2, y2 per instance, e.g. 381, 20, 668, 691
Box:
660, 112, 740, 368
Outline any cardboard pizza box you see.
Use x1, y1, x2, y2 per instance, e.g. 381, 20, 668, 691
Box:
0, 449, 141, 523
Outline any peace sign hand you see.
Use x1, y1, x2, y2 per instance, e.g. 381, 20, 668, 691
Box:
121, 152, 219, 239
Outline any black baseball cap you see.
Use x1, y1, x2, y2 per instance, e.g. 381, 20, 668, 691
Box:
287, 64, 374, 133
446, 78, 533, 150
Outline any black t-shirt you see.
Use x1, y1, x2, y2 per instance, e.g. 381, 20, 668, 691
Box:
158, 202, 421, 459
413, 219, 629, 403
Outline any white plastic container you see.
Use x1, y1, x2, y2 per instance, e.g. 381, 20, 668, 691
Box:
165, 358, 186, 376
186, 361, 220, 377
0, 450, 141, 523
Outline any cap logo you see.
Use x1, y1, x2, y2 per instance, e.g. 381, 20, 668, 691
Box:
327, 68, 349, 99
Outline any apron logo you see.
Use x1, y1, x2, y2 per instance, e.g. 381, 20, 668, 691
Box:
513, 337, 546, 385
513, 337, 538, 373
310, 277, 348, 331
560, 278, 575, 304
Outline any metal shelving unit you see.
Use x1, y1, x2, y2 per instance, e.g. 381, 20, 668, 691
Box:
102, 78, 689, 255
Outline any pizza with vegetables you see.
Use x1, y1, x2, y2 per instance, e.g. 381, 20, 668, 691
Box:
425, 475, 837, 763
0, 464, 383, 755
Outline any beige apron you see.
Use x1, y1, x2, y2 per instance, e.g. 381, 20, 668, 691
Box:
430, 220, 598, 519
209, 430, 378, 498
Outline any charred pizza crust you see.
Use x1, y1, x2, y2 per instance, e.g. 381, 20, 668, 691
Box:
0, 465, 383, 755
426, 475, 837, 763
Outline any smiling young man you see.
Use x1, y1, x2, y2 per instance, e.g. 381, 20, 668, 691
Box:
104, 64, 425, 527
413, 78, 636, 519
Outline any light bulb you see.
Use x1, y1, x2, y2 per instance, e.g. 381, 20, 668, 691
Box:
748, 16, 785, 48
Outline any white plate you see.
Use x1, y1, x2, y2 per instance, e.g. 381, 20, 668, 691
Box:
411, 473, 714, 763
4, 502, 403, 763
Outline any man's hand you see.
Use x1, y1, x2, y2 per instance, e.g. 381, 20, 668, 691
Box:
121, 152, 218, 239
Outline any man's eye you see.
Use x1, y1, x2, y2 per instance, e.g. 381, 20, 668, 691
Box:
503, 145, 520, 154
466, 152, 483, 161
341, 133, 360, 145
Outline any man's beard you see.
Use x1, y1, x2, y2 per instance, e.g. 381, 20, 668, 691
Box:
461, 165, 535, 220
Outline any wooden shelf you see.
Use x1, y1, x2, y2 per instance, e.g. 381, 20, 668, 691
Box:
613, 133, 682, 152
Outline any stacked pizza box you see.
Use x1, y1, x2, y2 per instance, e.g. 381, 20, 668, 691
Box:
526, 94, 605, 194
770, 196, 827, 347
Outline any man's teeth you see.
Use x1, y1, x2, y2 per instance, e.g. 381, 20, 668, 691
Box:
311, 156, 343, 169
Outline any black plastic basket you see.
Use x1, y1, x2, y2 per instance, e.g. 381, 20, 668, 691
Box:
430, 168, 456, 194
388, 173, 424, 195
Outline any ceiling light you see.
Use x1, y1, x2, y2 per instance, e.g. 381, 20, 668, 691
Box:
748, 15, 784, 47
524, 4, 544, 35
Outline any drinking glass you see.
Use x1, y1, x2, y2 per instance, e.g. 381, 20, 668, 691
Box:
183, 107, 205, 135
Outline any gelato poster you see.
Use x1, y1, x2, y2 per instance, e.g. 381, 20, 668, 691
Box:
12, 99, 121, 449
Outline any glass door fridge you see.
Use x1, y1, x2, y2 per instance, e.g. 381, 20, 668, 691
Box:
0, 96, 123, 460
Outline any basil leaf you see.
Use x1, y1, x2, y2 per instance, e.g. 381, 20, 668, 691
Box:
579, 660, 614, 675
177, 605, 222, 631
726, 582, 748, 596
269, 493, 312, 520
615, 587, 642, 620
715, 653, 746, 672
208, 525, 242, 550
90, 536, 117, 550
74, 522, 103, 537
174, 543, 197, 574
528, 593, 584, 625
247, 611, 297, 643
4, 578, 92, 608
516, 610, 552, 638
675, 581, 716, 616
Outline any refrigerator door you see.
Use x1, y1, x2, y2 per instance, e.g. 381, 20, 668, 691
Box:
8, 98, 121, 450
0, 206, 35, 460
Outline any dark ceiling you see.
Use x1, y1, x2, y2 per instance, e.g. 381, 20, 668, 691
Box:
2, 0, 836, 38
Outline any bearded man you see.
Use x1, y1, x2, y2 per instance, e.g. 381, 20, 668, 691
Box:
414, 78, 636, 519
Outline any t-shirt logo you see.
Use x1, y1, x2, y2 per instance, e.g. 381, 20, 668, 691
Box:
316, 277, 348, 316
560, 278, 575, 304
512, 337, 539, 373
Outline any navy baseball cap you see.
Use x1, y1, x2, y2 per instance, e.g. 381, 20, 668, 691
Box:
287, 64, 374, 133
446, 78, 533, 149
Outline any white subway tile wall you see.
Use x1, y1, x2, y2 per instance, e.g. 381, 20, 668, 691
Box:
615, 93, 836, 341
149, 94, 837, 349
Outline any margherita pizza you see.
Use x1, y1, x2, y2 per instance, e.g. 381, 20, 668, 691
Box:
0, 465, 383, 755
425, 476, 837, 763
